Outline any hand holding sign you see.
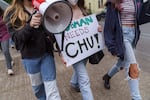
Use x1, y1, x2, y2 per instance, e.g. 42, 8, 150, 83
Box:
98, 25, 103, 32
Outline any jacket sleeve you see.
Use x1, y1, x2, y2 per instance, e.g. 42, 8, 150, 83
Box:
104, 3, 117, 55
5, 12, 35, 50
7, 22, 34, 43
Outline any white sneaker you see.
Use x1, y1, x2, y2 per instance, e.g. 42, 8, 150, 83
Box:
8, 69, 14, 75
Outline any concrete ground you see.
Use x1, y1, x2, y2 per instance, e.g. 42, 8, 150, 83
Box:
0, 48, 150, 100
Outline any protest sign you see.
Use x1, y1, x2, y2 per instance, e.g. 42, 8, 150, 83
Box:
55, 14, 105, 67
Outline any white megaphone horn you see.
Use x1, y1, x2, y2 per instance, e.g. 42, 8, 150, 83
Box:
32, 0, 73, 34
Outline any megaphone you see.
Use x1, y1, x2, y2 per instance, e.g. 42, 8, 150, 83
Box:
32, 0, 73, 34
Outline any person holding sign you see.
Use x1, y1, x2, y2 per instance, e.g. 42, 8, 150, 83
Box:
3, 0, 61, 100
62, 0, 103, 100
103, 0, 142, 99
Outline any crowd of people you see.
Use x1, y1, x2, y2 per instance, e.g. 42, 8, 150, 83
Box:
1, 0, 148, 100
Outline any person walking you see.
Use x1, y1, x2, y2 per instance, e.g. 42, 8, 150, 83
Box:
0, 7, 14, 75
3, 0, 61, 100
103, 0, 143, 100
61, 0, 102, 100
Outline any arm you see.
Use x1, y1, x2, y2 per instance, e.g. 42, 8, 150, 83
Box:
6, 10, 42, 43
4, 11, 39, 50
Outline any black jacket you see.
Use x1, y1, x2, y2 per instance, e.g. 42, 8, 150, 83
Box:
6, 10, 54, 59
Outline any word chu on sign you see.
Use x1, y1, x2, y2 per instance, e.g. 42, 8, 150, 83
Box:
65, 33, 101, 58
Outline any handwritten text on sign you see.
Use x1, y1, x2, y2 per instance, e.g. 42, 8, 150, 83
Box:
55, 14, 105, 67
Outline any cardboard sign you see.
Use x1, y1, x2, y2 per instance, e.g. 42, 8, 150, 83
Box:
55, 14, 105, 67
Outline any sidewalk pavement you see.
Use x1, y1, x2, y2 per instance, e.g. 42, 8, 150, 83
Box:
0, 48, 150, 100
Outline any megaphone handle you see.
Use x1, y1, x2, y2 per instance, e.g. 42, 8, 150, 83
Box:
60, 31, 65, 51
32, 10, 40, 28
27, 10, 40, 28
27, 10, 37, 23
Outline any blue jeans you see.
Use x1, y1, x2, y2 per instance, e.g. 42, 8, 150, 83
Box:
9, 38, 15, 46
1, 39, 13, 69
108, 26, 142, 100
70, 59, 94, 100
22, 53, 61, 100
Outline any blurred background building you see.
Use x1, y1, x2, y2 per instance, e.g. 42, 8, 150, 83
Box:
85, 0, 106, 14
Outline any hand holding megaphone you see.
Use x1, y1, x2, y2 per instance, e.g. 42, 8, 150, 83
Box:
29, 10, 42, 28
32, 0, 73, 33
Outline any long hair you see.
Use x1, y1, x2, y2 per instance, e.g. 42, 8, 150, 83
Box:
3, 0, 29, 30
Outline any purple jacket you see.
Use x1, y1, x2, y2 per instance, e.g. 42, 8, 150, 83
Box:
0, 16, 10, 42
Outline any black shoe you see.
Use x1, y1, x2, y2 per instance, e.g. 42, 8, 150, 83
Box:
102, 73, 111, 89
70, 85, 80, 92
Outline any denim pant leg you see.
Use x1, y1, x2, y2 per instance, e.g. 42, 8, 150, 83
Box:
1, 39, 12, 69
40, 54, 61, 100
72, 59, 94, 100
70, 67, 79, 88
70, 59, 88, 86
22, 58, 46, 100
123, 39, 142, 100
9, 38, 15, 45
123, 27, 142, 100
108, 58, 124, 77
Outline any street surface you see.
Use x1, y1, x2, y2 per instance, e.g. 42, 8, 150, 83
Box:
136, 23, 150, 73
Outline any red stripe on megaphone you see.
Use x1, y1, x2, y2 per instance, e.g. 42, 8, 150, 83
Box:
32, 0, 45, 9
